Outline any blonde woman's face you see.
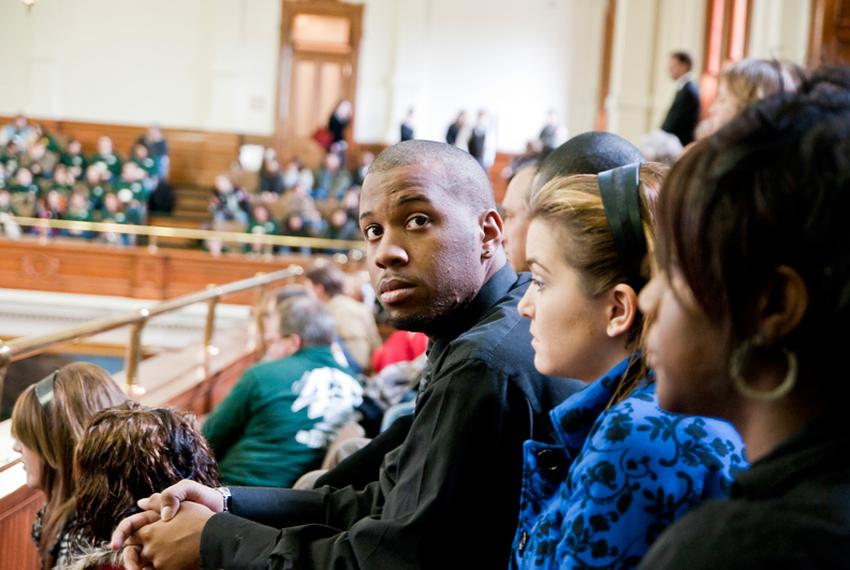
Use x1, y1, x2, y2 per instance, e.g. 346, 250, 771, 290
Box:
517, 219, 614, 382
711, 80, 741, 129
12, 439, 44, 490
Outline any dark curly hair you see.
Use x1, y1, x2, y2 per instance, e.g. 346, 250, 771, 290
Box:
72, 401, 220, 543
656, 65, 850, 404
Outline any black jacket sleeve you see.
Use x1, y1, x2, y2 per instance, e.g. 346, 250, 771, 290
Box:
200, 359, 532, 569
314, 414, 412, 490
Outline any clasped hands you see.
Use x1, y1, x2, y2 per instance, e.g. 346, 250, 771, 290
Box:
110, 480, 223, 570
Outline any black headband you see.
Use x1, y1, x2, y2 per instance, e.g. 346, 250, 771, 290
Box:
35, 369, 58, 410
598, 162, 648, 290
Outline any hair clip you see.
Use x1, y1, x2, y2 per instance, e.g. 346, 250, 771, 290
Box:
35, 369, 58, 410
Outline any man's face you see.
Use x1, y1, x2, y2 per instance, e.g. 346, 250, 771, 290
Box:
668, 57, 687, 80
98, 137, 112, 155
359, 163, 487, 334
501, 165, 536, 272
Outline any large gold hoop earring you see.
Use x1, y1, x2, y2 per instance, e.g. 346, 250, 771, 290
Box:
730, 341, 798, 401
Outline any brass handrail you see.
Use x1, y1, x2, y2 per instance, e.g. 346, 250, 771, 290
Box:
0, 265, 303, 401
3, 215, 366, 254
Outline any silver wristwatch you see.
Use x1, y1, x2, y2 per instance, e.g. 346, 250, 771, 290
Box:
216, 486, 232, 512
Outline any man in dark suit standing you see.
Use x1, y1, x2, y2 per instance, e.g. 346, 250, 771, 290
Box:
400, 107, 415, 142
661, 51, 700, 145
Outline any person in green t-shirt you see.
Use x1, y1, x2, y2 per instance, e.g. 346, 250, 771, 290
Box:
246, 204, 279, 254
80, 163, 112, 212
89, 136, 122, 180
99, 192, 130, 245
114, 162, 150, 227
202, 295, 363, 488
9, 167, 39, 195
45, 164, 75, 196
130, 142, 157, 179
1, 140, 22, 176
114, 162, 149, 203
61, 139, 88, 180
64, 191, 94, 239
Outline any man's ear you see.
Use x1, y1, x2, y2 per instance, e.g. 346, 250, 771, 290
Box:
480, 209, 504, 260
755, 266, 808, 344
605, 284, 639, 339
289, 334, 304, 354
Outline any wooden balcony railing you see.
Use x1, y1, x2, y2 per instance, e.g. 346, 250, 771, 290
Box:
1, 215, 365, 261
0, 265, 304, 404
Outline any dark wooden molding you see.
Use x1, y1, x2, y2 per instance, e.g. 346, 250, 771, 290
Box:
0, 239, 363, 304
808, 0, 850, 66
595, 0, 617, 131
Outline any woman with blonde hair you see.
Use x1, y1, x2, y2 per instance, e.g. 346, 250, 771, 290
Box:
703, 58, 798, 137
511, 163, 746, 568
11, 362, 127, 569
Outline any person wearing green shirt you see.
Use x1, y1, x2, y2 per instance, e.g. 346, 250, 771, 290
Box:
246, 204, 279, 254
45, 164, 75, 197
130, 142, 157, 179
114, 163, 148, 204
202, 295, 363, 488
64, 191, 94, 239
90, 136, 122, 180
61, 139, 88, 180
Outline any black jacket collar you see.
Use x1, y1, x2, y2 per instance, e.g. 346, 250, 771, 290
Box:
428, 263, 517, 363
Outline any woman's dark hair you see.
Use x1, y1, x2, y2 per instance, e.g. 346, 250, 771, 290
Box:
73, 402, 220, 543
657, 66, 850, 401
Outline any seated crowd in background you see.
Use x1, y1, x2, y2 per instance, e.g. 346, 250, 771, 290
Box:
209, 148, 368, 253
0, 118, 169, 244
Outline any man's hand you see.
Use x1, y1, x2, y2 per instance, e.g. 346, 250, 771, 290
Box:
111, 480, 223, 549
123, 501, 215, 570
111, 510, 160, 554
139, 480, 225, 521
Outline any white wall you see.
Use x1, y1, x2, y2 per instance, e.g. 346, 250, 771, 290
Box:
606, 0, 706, 144
0, 0, 604, 152
0, 0, 280, 135
3, 0, 804, 151
352, 0, 605, 152
748, 0, 810, 64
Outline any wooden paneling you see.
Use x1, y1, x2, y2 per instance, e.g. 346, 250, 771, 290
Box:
490, 151, 516, 205
0, 238, 361, 304
809, 0, 850, 66
596, 0, 618, 131
699, 0, 753, 118
0, 484, 42, 570
0, 114, 273, 188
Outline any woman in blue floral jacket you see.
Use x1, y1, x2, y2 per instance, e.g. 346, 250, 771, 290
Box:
511, 162, 746, 569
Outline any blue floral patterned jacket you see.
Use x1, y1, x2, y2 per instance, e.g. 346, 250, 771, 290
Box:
510, 358, 747, 569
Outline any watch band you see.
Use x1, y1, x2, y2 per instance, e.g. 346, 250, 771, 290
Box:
216, 486, 232, 512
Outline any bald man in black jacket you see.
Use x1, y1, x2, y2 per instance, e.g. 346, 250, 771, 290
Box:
113, 141, 581, 570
